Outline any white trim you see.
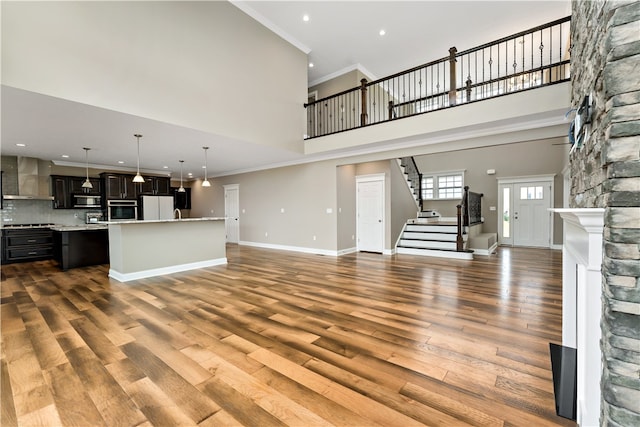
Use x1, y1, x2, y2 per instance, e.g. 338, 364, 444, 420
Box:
355, 173, 385, 182
551, 243, 563, 250
383, 248, 396, 255
109, 258, 227, 282
337, 247, 357, 256
470, 242, 498, 256
239, 240, 340, 256
496, 174, 556, 184
52, 160, 170, 177
229, 1, 311, 54
397, 247, 474, 260
309, 63, 377, 87
223, 183, 240, 191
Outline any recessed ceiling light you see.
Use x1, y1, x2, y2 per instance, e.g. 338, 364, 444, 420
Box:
309, 62, 314, 68
379, 29, 386, 36
61, 154, 70, 158
16, 143, 26, 147
188, 172, 193, 176
302, 14, 309, 22
163, 165, 169, 169
118, 160, 125, 164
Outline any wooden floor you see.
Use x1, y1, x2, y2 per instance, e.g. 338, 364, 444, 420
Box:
1, 245, 576, 427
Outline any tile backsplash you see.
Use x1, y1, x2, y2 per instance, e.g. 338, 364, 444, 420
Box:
1, 199, 100, 226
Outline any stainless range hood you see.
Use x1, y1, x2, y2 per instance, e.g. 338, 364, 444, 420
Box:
2, 157, 54, 201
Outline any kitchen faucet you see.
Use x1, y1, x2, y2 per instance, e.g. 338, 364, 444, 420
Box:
173, 208, 182, 220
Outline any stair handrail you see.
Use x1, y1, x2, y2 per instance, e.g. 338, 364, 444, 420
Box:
456, 186, 469, 251
400, 156, 423, 207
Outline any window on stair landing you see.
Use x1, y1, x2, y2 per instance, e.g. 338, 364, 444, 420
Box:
421, 170, 465, 200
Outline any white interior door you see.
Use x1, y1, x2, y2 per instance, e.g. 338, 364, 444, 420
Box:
356, 175, 385, 253
224, 184, 239, 243
498, 177, 553, 248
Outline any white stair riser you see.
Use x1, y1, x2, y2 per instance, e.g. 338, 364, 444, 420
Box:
397, 247, 474, 260
402, 232, 468, 241
400, 240, 457, 250
406, 225, 458, 233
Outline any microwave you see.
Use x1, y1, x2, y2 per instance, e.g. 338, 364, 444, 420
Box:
107, 200, 138, 221
73, 194, 101, 208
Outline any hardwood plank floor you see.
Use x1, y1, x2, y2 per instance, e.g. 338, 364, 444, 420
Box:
1, 245, 576, 426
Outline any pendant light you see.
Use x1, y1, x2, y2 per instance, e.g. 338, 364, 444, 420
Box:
177, 160, 185, 192
132, 134, 145, 183
201, 146, 211, 187
81, 147, 93, 189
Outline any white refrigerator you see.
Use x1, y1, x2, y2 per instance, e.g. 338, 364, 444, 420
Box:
140, 195, 174, 220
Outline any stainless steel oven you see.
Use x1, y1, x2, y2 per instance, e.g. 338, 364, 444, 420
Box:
107, 200, 138, 221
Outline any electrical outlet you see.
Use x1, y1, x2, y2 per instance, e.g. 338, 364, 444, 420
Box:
265, 232, 268, 237
313, 235, 316, 241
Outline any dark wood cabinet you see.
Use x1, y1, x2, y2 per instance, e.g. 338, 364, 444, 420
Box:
52, 175, 102, 208
53, 228, 109, 271
69, 177, 101, 196
137, 176, 171, 196
101, 173, 136, 200
51, 175, 71, 209
2, 227, 54, 263
172, 187, 191, 210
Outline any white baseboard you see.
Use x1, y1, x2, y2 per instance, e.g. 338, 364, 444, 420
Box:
337, 247, 357, 256
470, 242, 499, 256
551, 244, 562, 250
109, 258, 227, 283
239, 240, 340, 256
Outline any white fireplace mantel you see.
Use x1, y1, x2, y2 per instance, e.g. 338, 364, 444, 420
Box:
552, 208, 604, 427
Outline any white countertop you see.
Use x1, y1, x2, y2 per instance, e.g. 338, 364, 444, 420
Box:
104, 217, 226, 225
50, 224, 109, 232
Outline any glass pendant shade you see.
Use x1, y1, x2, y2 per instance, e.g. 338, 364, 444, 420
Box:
133, 134, 145, 183
82, 147, 93, 189
178, 160, 185, 192
202, 146, 211, 187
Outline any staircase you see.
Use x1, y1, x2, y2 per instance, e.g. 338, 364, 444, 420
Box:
395, 156, 476, 260
397, 219, 474, 260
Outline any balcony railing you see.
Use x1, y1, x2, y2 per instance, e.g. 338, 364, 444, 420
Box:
305, 16, 571, 139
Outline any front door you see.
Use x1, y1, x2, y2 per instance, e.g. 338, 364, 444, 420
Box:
498, 176, 553, 247
224, 184, 240, 243
356, 175, 385, 253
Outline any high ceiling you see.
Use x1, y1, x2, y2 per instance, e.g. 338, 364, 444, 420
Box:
237, 1, 571, 85
1, 1, 570, 179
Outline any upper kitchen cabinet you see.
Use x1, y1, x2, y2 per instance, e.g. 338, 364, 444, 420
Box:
51, 175, 71, 209
69, 176, 101, 196
137, 176, 171, 196
101, 173, 136, 200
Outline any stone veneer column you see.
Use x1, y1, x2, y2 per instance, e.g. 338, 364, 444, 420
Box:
570, 1, 640, 425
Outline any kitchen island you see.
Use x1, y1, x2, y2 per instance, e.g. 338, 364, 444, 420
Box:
51, 224, 109, 271
107, 218, 227, 282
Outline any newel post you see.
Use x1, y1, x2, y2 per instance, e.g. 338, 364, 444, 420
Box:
448, 47, 457, 107
360, 78, 368, 126
456, 204, 464, 251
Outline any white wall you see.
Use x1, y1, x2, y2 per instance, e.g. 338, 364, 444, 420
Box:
2, 1, 307, 153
